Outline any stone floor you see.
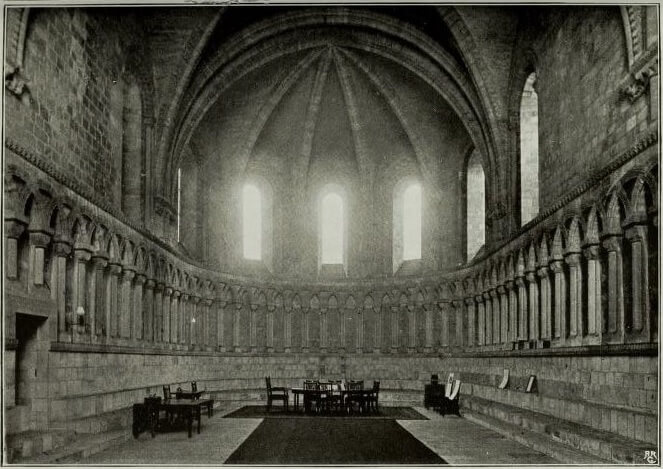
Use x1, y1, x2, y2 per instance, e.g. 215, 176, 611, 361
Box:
77, 405, 558, 465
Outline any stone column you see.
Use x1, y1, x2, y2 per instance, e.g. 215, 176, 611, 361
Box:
565, 252, 583, 343
357, 307, 365, 354
602, 235, 625, 343
284, 305, 292, 353
374, 305, 383, 353
233, 304, 241, 352
107, 263, 122, 339
144, 279, 155, 342
424, 304, 434, 352
506, 281, 517, 343
550, 260, 567, 342
191, 296, 201, 347
120, 268, 135, 339
73, 246, 93, 341
27, 231, 51, 288
267, 304, 275, 352
490, 289, 500, 344
453, 300, 464, 348
52, 240, 72, 342
180, 294, 189, 346
390, 306, 398, 353
91, 254, 108, 339
625, 224, 652, 342
302, 308, 310, 353
133, 274, 146, 341
250, 303, 258, 352
319, 307, 327, 353
465, 297, 476, 346
583, 245, 602, 343
217, 301, 226, 351
162, 287, 173, 343
515, 276, 528, 341
476, 294, 485, 345
407, 305, 416, 353
154, 283, 164, 343
525, 271, 539, 341
5, 219, 26, 280
498, 286, 508, 343
170, 289, 179, 345
537, 265, 552, 341
483, 291, 493, 344
440, 303, 449, 348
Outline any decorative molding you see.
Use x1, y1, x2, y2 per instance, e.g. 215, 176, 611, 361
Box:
621, 49, 658, 103
470, 129, 658, 267
5, 66, 29, 98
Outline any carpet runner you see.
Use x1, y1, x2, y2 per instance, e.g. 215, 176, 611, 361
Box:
224, 405, 427, 419
224, 418, 446, 464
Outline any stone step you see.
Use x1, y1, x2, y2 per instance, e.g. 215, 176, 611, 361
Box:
463, 395, 653, 464
5, 429, 75, 463
4, 405, 33, 434
16, 429, 130, 464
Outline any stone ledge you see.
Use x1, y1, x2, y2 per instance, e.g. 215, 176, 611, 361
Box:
444, 342, 658, 358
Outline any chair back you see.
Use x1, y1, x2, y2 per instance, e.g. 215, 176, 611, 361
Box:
163, 385, 172, 400
265, 377, 272, 390
304, 380, 318, 390
372, 380, 380, 392
348, 380, 363, 391
191, 381, 198, 392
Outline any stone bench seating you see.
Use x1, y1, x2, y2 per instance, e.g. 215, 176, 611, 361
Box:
463, 394, 654, 464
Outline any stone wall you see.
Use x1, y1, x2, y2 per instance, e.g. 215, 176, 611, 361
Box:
4, 8, 151, 212
530, 7, 656, 209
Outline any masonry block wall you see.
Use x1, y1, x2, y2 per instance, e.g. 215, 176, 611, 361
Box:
530, 6, 656, 209
3, 5, 658, 463
5, 9, 149, 209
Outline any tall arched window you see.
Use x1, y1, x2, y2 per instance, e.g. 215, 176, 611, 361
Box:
320, 192, 344, 264
402, 183, 422, 260
242, 183, 262, 260
520, 72, 539, 225
177, 167, 181, 242
466, 151, 485, 260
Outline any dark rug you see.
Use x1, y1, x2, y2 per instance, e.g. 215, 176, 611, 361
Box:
224, 405, 427, 420
224, 418, 446, 465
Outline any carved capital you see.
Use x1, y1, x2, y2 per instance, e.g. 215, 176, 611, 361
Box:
108, 262, 122, 276
145, 279, 156, 289
164, 286, 173, 297
583, 244, 601, 261
155, 283, 165, 293
565, 252, 582, 267
91, 254, 109, 270
464, 297, 475, 306
134, 274, 147, 285
53, 240, 72, 257
624, 224, 648, 243
621, 52, 658, 102
602, 235, 622, 253
73, 248, 92, 263
121, 268, 136, 281
28, 231, 51, 248
537, 266, 549, 279
549, 260, 565, 274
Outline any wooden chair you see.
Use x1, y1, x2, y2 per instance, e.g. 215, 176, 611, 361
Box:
265, 377, 289, 412
346, 380, 365, 413
163, 385, 172, 400
303, 380, 321, 413
327, 381, 344, 414
191, 381, 198, 393
365, 380, 380, 413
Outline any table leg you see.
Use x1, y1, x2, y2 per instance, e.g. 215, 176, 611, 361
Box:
197, 406, 201, 434
187, 409, 193, 438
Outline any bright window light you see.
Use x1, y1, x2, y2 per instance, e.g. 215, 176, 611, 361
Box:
243, 184, 262, 260
177, 168, 181, 243
321, 192, 344, 264
402, 183, 422, 260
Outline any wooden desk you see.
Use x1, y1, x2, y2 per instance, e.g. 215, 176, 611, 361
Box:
133, 398, 214, 438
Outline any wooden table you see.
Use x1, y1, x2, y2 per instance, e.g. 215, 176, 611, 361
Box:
133, 398, 214, 438
176, 390, 204, 400
291, 388, 376, 413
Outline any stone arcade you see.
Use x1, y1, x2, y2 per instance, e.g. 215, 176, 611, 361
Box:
3, 4, 659, 465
